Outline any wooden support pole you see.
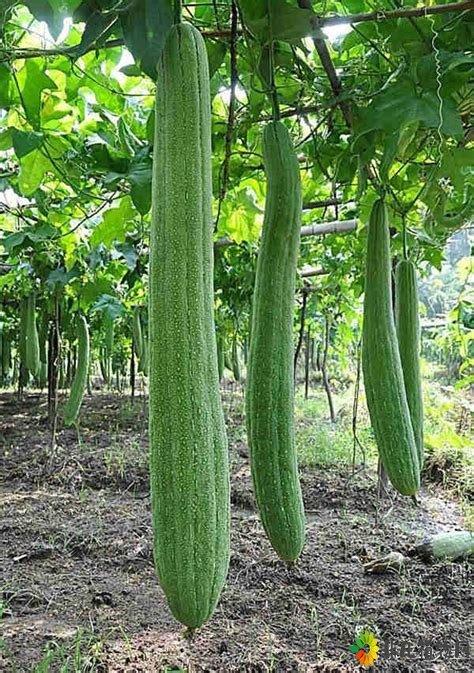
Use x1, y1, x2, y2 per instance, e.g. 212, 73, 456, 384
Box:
215, 218, 357, 249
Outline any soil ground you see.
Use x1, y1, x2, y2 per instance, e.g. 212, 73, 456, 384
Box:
0, 388, 472, 672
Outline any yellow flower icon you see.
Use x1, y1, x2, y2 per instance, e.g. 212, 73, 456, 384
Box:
349, 630, 379, 668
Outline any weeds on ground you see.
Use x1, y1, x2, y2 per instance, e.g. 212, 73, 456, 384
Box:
422, 381, 473, 526
294, 389, 377, 467
103, 437, 147, 481
32, 629, 104, 672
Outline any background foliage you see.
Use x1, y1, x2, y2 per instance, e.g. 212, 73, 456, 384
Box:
0, 0, 472, 381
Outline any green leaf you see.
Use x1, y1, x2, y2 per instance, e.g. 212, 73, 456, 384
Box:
439, 148, 474, 191
18, 60, 57, 129
89, 142, 129, 174
121, 0, 174, 79
0, 63, 15, 108
128, 152, 152, 215
0, 128, 12, 151
207, 41, 227, 78
455, 374, 474, 390
2, 232, 26, 252
72, 8, 117, 55
48, 0, 82, 13
221, 189, 261, 244
90, 196, 137, 248
355, 79, 463, 139
81, 277, 114, 306
28, 223, 58, 241
120, 64, 143, 77
239, 0, 321, 42
11, 129, 43, 158
0, 0, 16, 30
24, 0, 82, 38
116, 242, 138, 270
46, 266, 79, 288
93, 293, 123, 320
18, 149, 53, 196
379, 130, 399, 182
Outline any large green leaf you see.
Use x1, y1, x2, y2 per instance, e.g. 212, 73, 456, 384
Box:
47, 266, 79, 288
18, 60, 57, 129
24, 0, 82, 39
355, 79, 463, 139
11, 129, 43, 158
93, 293, 123, 319
128, 151, 152, 215
90, 196, 137, 248
18, 149, 53, 195
0, 63, 15, 108
239, 0, 321, 42
120, 0, 174, 79
71, 6, 117, 54
207, 41, 227, 78
0, 0, 15, 30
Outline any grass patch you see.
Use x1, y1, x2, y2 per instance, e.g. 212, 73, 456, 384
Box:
294, 389, 377, 467
32, 629, 104, 672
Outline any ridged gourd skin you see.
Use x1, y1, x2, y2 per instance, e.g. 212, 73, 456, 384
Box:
246, 121, 306, 562
64, 315, 90, 426
25, 294, 40, 377
424, 531, 473, 561
362, 200, 420, 495
149, 22, 230, 629
395, 259, 424, 469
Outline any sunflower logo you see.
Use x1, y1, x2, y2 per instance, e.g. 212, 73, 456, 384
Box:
349, 630, 379, 668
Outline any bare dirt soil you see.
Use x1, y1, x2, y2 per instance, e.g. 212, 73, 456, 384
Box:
0, 390, 472, 672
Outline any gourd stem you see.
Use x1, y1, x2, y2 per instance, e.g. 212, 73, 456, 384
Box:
267, 1, 280, 121
269, 49, 280, 121
174, 0, 182, 24
402, 213, 408, 260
